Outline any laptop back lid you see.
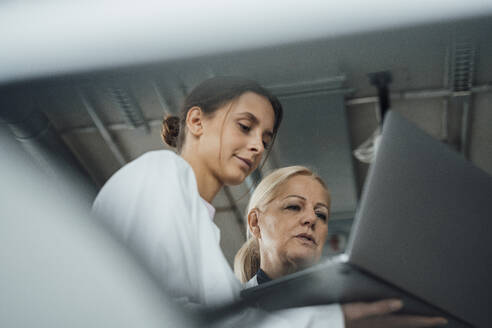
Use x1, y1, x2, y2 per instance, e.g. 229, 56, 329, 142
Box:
347, 111, 492, 327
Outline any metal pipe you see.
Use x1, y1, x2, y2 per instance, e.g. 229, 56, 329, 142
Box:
441, 98, 449, 142
441, 45, 450, 142
279, 88, 354, 100
268, 75, 346, 97
78, 89, 127, 166
61, 119, 163, 135
461, 96, 472, 158
345, 83, 492, 106
346, 96, 379, 106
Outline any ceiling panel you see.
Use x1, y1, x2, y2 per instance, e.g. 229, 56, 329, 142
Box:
60, 131, 120, 187
275, 92, 358, 218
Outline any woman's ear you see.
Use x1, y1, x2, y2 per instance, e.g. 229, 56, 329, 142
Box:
248, 209, 261, 239
185, 106, 204, 137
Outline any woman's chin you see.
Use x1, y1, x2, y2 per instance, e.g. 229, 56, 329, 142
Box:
221, 169, 248, 186
288, 251, 318, 269
222, 177, 245, 186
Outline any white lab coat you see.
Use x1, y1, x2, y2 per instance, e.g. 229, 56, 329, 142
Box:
92, 150, 344, 327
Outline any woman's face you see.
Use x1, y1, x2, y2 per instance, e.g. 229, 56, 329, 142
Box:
200, 92, 275, 185
255, 174, 330, 271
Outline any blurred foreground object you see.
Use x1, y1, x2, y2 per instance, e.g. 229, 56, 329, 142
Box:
1, 1, 492, 84
0, 127, 196, 328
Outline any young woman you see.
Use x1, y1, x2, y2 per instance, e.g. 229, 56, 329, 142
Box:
235, 166, 448, 328
92, 77, 281, 308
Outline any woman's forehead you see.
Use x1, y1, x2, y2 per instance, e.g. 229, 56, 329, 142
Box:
231, 93, 274, 124
275, 175, 330, 203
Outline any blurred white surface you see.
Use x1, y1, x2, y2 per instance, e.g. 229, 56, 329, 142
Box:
1, 1, 492, 83
0, 128, 195, 327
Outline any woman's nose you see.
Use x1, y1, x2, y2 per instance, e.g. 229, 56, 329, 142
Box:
301, 214, 316, 228
248, 134, 264, 154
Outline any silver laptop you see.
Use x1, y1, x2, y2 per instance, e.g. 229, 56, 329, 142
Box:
241, 111, 492, 328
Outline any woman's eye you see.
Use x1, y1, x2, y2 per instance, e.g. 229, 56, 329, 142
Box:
285, 204, 301, 211
238, 123, 251, 132
316, 212, 328, 221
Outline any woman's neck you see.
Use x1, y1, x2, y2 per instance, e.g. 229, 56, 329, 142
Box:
181, 149, 223, 203
259, 252, 298, 280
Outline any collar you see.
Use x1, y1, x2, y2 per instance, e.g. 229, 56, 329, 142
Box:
200, 197, 216, 220
256, 268, 272, 285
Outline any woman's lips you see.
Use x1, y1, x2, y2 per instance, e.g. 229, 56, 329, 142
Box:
295, 233, 317, 247
235, 155, 252, 170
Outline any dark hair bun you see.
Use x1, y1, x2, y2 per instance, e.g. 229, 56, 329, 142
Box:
161, 115, 180, 148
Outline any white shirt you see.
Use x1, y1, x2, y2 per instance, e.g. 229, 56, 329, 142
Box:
92, 150, 344, 327
201, 197, 216, 220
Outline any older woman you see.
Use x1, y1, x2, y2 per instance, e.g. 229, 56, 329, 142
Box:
235, 165, 330, 285
235, 166, 448, 328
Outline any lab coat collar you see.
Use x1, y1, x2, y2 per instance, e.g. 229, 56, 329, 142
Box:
200, 197, 216, 220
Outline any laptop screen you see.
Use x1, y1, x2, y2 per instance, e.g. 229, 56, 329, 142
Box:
347, 111, 492, 327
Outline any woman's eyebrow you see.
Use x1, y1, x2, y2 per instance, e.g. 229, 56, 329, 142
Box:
284, 196, 329, 210
315, 203, 330, 210
237, 111, 258, 123
237, 112, 273, 137
283, 195, 306, 201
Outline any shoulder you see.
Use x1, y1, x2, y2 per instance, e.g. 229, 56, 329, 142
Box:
138, 150, 194, 180
138, 149, 181, 163
129, 150, 183, 170
93, 150, 197, 212
106, 150, 191, 185
92, 150, 203, 244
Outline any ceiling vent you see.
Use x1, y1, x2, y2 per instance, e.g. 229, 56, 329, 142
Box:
450, 39, 476, 95
108, 86, 150, 133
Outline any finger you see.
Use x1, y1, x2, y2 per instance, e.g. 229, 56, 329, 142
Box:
376, 315, 449, 327
343, 299, 403, 320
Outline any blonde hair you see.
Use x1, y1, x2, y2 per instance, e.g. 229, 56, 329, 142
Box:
233, 165, 327, 283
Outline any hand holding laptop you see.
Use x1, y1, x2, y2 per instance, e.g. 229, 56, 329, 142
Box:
343, 299, 448, 327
